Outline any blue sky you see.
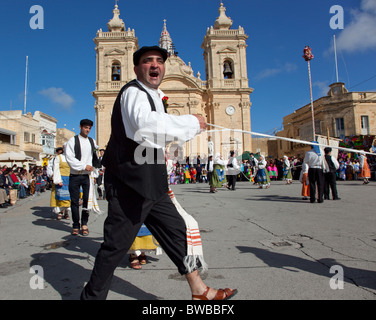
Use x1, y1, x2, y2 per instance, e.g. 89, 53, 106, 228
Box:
0, 0, 375, 139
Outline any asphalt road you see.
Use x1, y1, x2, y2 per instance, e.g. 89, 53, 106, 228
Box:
0, 179, 375, 301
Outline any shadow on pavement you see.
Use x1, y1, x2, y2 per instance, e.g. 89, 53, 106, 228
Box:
29, 206, 160, 300
237, 246, 376, 291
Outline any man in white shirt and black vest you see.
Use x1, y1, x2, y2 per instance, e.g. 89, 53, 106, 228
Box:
303, 142, 325, 203
323, 147, 340, 200
65, 119, 99, 236
80, 46, 237, 301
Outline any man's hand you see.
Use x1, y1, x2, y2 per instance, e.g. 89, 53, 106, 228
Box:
85, 165, 94, 172
193, 114, 207, 131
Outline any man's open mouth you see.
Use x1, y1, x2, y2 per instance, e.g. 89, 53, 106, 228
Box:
149, 72, 159, 78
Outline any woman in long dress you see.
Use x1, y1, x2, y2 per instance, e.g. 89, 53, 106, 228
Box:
283, 155, 292, 184
209, 153, 227, 193
359, 152, 371, 184
256, 155, 270, 189
52, 152, 71, 220
300, 163, 310, 200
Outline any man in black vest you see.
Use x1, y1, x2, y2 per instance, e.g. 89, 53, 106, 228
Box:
81, 46, 237, 300
65, 119, 99, 236
323, 147, 340, 200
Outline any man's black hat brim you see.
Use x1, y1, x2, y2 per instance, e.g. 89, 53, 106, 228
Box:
133, 46, 168, 66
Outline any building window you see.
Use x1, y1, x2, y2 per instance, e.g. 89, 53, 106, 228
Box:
361, 115, 369, 135
24, 132, 30, 142
111, 62, 121, 81
315, 120, 322, 135
335, 118, 345, 138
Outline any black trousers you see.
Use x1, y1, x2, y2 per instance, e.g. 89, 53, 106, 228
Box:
207, 171, 212, 183
227, 174, 237, 190
69, 174, 90, 229
324, 172, 339, 199
80, 173, 188, 300
308, 168, 324, 203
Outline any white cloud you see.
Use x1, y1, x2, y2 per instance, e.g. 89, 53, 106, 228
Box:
255, 62, 297, 81
38, 87, 74, 110
335, 0, 376, 53
313, 80, 330, 97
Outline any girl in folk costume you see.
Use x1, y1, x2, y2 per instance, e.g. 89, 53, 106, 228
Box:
283, 155, 292, 184
339, 161, 346, 180
267, 161, 278, 181
184, 165, 191, 184
209, 153, 227, 193
128, 223, 162, 270
359, 152, 371, 184
299, 162, 310, 200
190, 166, 197, 183
266, 163, 273, 179
256, 155, 270, 189
169, 171, 176, 185
52, 147, 71, 220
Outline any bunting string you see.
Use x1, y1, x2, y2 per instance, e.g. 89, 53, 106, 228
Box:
205, 123, 375, 156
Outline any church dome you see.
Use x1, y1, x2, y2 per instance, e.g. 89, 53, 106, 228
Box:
107, 5, 125, 32
214, 3, 233, 30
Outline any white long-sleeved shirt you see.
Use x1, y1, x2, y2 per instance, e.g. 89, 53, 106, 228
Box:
227, 156, 240, 175
257, 159, 267, 170
65, 134, 98, 175
214, 153, 227, 166
120, 80, 201, 149
303, 149, 323, 169
47, 158, 54, 178
53, 154, 67, 184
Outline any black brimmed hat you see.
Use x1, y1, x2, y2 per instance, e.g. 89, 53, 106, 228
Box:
133, 46, 168, 66
80, 119, 93, 127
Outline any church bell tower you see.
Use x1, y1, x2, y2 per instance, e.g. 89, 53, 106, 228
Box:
93, 4, 138, 148
201, 2, 253, 152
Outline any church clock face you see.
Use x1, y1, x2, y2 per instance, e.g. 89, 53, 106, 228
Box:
226, 105, 235, 116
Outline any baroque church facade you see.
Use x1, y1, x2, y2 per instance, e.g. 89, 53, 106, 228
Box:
93, 3, 253, 159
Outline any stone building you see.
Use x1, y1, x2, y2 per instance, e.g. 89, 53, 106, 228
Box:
0, 110, 74, 166
276, 82, 376, 158
0, 111, 43, 161
93, 3, 253, 159
56, 128, 75, 150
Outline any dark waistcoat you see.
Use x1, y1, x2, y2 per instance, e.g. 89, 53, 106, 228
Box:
102, 80, 168, 200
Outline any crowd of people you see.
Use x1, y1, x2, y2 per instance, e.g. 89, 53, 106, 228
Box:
0, 163, 50, 208
164, 147, 375, 199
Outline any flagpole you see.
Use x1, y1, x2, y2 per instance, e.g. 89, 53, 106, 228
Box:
333, 35, 339, 82
24, 56, 28, 114
307, 59, 315, 141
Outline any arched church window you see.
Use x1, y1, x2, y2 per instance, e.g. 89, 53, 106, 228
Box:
111, 61, 121, 81
223, 60, 234, 79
